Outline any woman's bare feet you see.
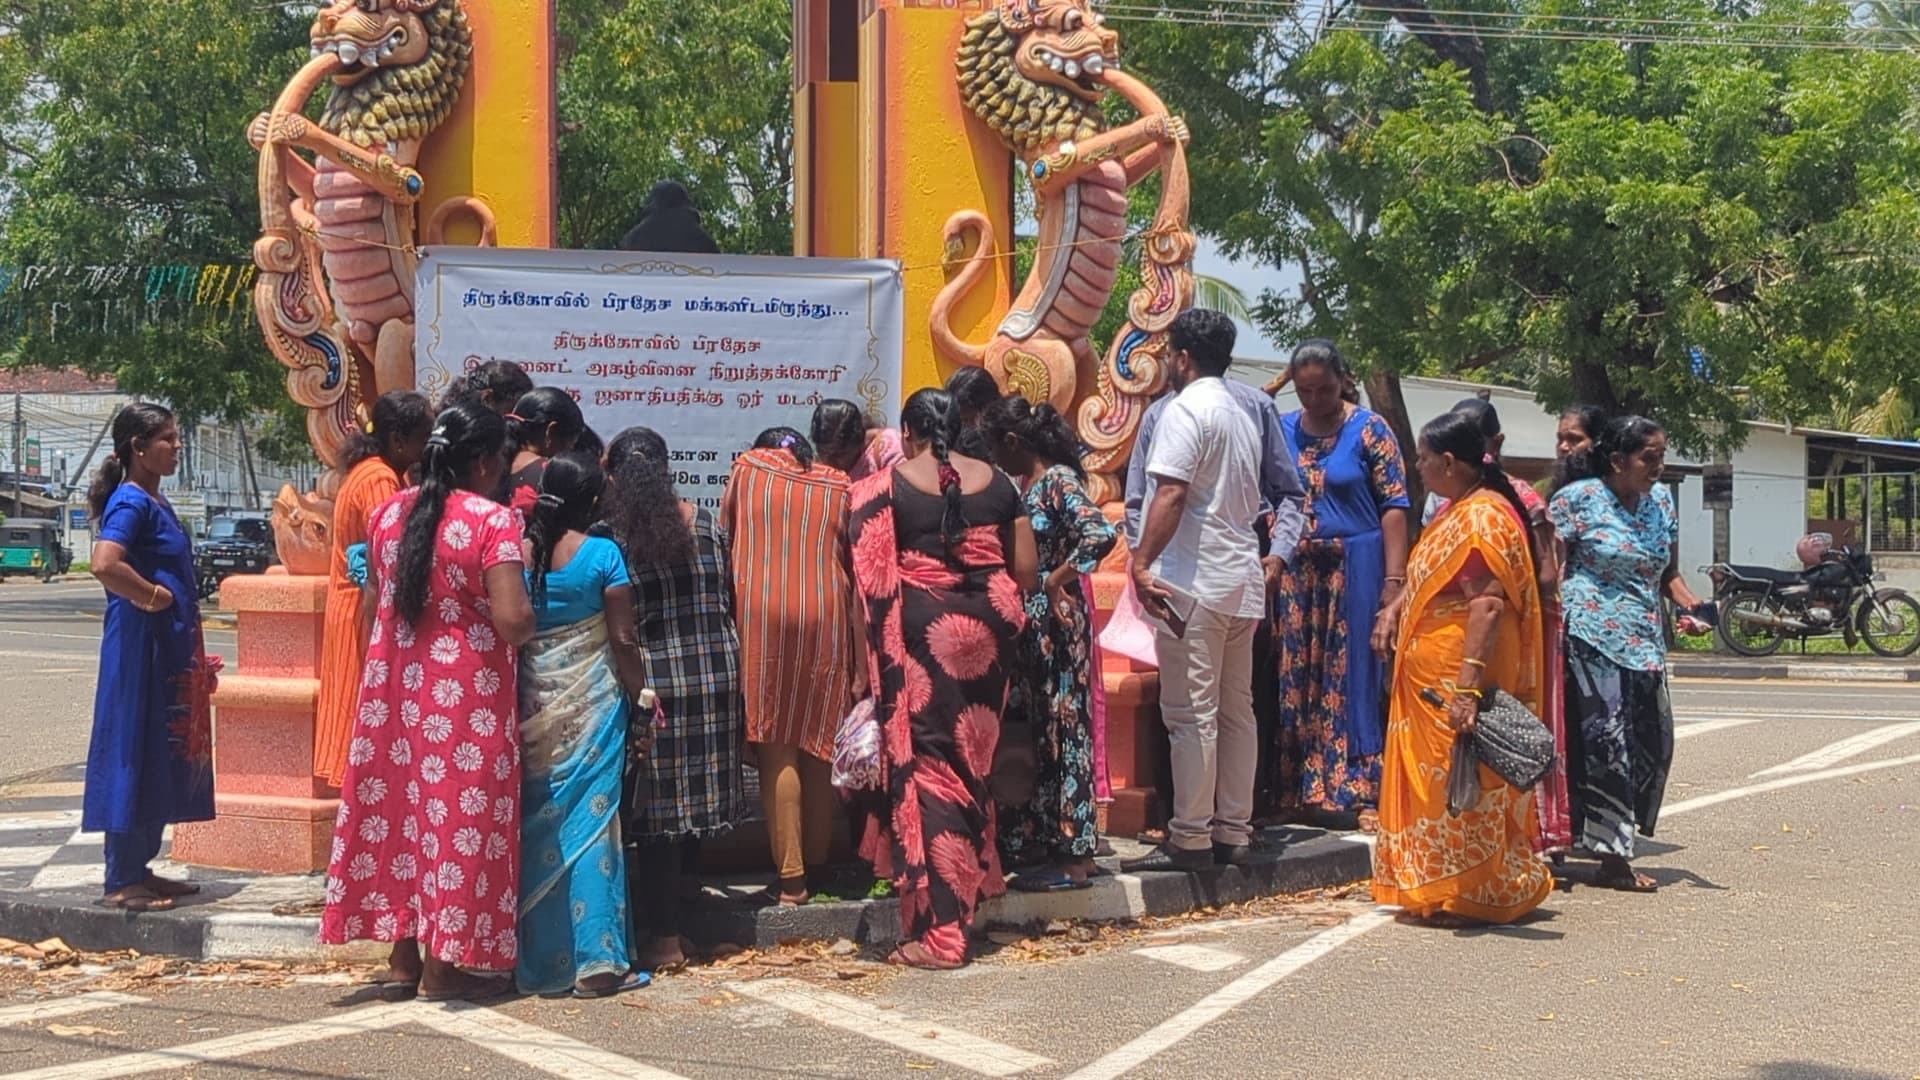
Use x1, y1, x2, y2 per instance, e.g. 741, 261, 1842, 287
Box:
144, 873, 200, 898
1594, 855, 1657, 892
1356, 807, 1381, 834
635, 935, 688, 974
1059, 857, 1096, 884
100, 883, 174, 912
369, 940, 423, 986
886, 941, 963, 970
417, 958, 511, 1002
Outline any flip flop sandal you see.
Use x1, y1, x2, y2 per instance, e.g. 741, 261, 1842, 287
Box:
1009, 870, 1093, 894
145, 875, 201, 898
886, 945, 963, 971
572, 971, 652, 999
1594, 870, 1658, 893
418, 976, 514, 1003
99, 890, 175, 913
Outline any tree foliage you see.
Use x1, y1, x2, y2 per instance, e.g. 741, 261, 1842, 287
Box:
0, 0, 796, 439
0, 1, 311, 426
1127, 1, 1920, 449
556, 0, 793, 253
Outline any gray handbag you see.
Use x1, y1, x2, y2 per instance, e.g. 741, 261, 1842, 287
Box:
1470, 687, 1556, 791
1428, 686, 1556, 816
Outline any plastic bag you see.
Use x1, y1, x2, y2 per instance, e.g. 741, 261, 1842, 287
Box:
831, 698, 882, 791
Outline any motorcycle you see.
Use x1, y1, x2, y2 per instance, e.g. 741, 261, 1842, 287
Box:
1707, 534, 1920, 658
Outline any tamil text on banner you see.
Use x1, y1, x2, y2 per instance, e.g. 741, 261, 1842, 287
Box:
415, 248, 905, 508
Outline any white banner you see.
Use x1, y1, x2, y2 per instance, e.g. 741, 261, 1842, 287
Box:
415, 248, 905, 508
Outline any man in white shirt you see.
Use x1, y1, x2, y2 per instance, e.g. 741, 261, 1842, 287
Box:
1121, 309, 1266, 874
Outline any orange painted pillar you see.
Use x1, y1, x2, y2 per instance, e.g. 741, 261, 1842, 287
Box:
178, 1, 558, 875
796, 0, 1015, 398
416, 0, 558, 248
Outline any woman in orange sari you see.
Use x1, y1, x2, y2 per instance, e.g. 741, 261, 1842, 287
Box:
1373, 410, 1554, 926
312, 391, 430, 787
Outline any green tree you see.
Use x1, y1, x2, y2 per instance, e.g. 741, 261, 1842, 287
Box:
1126, 0, 1920, 453
556, 0, 793, 253
0, 1, 311, 429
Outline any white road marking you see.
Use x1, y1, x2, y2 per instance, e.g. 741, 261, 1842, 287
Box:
1673, 716, 1766, 740
1141, 914, 1286, 940
406, 1001, 690, 1080
0, 992, 146, 1030
1750, 722, 1920, 777
26, 865, 101, 891
0, 812, 81, 832
0, 1002, 417, 1080
730, 977, 1052, 1077
1062, 909, 1395, 1080
1665, 752, 1920, 819
1134, 944, 1247, 972
0, 1000, 689, 1080
0, 846, 60, 869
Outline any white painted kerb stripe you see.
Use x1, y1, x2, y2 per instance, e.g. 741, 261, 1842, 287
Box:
1666, 752, 1920, 818
0, 1002, 416, 1080
1673, 716, 1766, 740
0, 992, 145, 1030
410, 1001, 690, 1080
1751, 722, 1920, 777
730, 977, 1051, 1077
1063, 909, 1395, 1080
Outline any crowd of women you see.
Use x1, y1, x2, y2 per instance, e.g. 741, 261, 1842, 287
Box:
80, 333, 1709, 980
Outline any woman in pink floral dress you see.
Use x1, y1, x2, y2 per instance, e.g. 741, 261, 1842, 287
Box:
322, 402, 536, 1001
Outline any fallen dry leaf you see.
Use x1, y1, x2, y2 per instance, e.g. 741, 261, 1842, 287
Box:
46, 1023, 121, 1037
1536, 1013, 1555, 1022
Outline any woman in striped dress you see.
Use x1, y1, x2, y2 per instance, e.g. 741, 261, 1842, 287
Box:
723, 426, 866, 905
600, 427, 747, 973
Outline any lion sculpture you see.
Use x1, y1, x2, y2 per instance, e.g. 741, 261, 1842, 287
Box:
248, 0, 485, 571
933, 0, 1196, 503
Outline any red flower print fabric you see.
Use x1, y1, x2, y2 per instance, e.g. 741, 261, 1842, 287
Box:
845, 468, 1027, 965
321, 489, 525, 970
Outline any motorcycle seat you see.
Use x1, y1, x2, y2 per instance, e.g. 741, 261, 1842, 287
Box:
1721, 564, 1801, 586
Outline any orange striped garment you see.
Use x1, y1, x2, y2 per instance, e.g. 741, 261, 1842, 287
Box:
722, 448, 858, 760
313, 457, 400, 786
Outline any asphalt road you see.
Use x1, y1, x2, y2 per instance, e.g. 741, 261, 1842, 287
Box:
0, 580, 236, 785
0, 582, 1916, 1078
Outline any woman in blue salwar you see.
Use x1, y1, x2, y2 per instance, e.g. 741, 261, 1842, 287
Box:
86, 403, 217, 911
517, 453, 653, 997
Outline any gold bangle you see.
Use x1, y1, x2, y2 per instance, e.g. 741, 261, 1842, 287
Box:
147, 583, 161, 611
1461, 657, 1487, 670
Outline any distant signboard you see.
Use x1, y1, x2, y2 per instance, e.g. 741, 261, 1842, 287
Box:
68, 507, 88, 530
23, 438, 40, 477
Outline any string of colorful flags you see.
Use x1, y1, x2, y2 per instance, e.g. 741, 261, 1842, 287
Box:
0, 263, 258, 339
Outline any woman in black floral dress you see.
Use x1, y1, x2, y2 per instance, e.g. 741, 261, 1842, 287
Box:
982, 396, 1117, 890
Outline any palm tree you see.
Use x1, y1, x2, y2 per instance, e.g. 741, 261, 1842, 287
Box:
1191, 273, 1257, 324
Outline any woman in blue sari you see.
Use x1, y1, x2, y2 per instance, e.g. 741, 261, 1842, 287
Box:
85, 403, 217, 911
1272, 341, 1411, 832
517, 453, 653, 997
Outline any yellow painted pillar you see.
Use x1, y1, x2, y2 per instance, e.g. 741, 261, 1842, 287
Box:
795, 0, 1013, 398
861, 0, 1014, 396
416, 0, 557, 247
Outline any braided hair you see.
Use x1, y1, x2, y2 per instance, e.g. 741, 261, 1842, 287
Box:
1419, 409, 1539, 566
437, 360, 533, 415
506, 387, 585, 457
901, 387, 967, 549
394, 403, 508, 623
753, 426, 815, 469
524, 451, 606, 606
87, 402, 174, 520
980, 394, 1086, 478
810, 399, 867, 471
1566, 414, 1663, 483
338, 391, 432, 472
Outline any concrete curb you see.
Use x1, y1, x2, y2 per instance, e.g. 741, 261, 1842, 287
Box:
0, 834, 1372, 961
1670, 659, 1920, 682
688, 831, 1374, 951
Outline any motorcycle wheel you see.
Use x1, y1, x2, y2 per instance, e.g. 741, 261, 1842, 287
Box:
1859, 590, 1920, 658
1716, 592, 1788, 657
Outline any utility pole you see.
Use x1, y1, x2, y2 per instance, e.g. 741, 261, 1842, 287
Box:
10, 393, 21, 521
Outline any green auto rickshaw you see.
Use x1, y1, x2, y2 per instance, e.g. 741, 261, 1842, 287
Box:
0, 519, 73, 582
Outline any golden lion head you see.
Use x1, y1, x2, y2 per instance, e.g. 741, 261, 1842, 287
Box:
313, 0, 473, 148
957, 0, 1115, 158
